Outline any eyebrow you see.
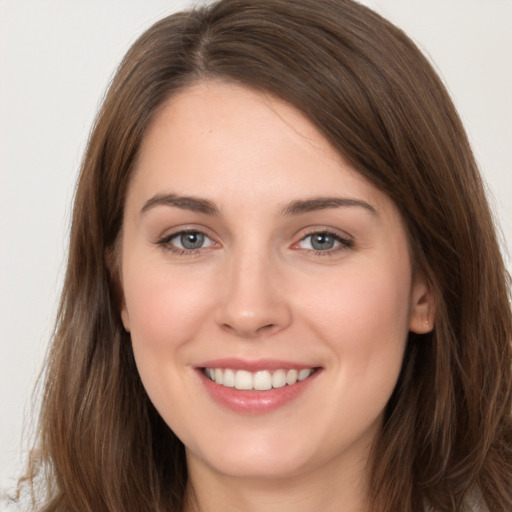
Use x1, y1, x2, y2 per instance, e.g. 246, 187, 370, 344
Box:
141, 193, 220, 216
140, 193, 377, 217
281, 197, 377, 216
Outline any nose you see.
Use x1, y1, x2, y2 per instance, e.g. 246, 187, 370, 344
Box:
215, 251, 292, 339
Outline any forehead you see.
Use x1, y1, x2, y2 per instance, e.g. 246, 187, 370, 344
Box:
136, 80, 343, 175
128, 80, 396, 222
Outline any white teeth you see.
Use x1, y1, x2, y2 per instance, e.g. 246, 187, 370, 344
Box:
234, 370, 253, 390
298, 368, 313, 381
286, 369, 298, 385
223, 368, 235, 388
204, 367, 315, 390
272, 369, 287, 388
253, 371, 272, 390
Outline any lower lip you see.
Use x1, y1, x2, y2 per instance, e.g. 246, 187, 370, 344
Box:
198, 369, 320, 414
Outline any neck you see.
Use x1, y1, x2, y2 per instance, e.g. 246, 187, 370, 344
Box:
184, 447, 371, 512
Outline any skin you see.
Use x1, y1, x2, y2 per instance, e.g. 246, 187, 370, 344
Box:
118, 81, 434, 512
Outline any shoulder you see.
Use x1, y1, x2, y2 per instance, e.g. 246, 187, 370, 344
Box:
464, 488, 491, 512
425, 489, 490, 512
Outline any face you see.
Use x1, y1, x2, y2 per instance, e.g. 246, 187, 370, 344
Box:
119, 81, 433, 485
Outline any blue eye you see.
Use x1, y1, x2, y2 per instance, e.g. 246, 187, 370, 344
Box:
177, 232, 207, 250
298, 232, 352, 252
158, 230, 215, 253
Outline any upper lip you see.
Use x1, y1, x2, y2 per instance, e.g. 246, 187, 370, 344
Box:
195, 358, 319, 372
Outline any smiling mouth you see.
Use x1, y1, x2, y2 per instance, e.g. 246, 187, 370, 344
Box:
202, 367, 317, 391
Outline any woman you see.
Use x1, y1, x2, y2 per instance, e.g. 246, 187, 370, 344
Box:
18, 0, 512, 510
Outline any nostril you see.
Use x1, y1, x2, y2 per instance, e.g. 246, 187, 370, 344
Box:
220, 321, 277, 338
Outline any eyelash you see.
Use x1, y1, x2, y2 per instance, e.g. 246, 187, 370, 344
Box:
295, 230, 354, 256
156, 229, 216, 256
156, 229, 354, 256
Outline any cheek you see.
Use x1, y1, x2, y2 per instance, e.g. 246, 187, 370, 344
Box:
345, 273, 410, 347
121, 261, 217, 424
327, 271, 410, 433
299, 258, 411, 387
306, 258, 410, 330
122, 259, 217, 354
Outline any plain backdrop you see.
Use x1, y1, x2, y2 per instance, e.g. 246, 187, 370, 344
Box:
1, 0, 511, 500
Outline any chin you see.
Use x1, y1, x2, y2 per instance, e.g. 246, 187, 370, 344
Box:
185, 423, 365, 483
200, 448, 315, 480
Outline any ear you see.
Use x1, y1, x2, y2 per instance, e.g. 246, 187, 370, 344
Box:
409, 272, 435, 334
120, 304, 131, 333
105, 246, 131, 333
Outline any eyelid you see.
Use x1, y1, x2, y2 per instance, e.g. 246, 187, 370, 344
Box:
153, 224, 353, 257
292, 227, 354, 254
155, 225, 220, 255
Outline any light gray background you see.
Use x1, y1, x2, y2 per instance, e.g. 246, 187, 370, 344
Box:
1, 0, 511, 500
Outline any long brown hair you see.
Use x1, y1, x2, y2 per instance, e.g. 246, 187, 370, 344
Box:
19, 1, 512, 510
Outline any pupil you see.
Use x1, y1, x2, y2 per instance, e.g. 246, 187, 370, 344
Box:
181, 232, 204, 249
311, 233, 334, 250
